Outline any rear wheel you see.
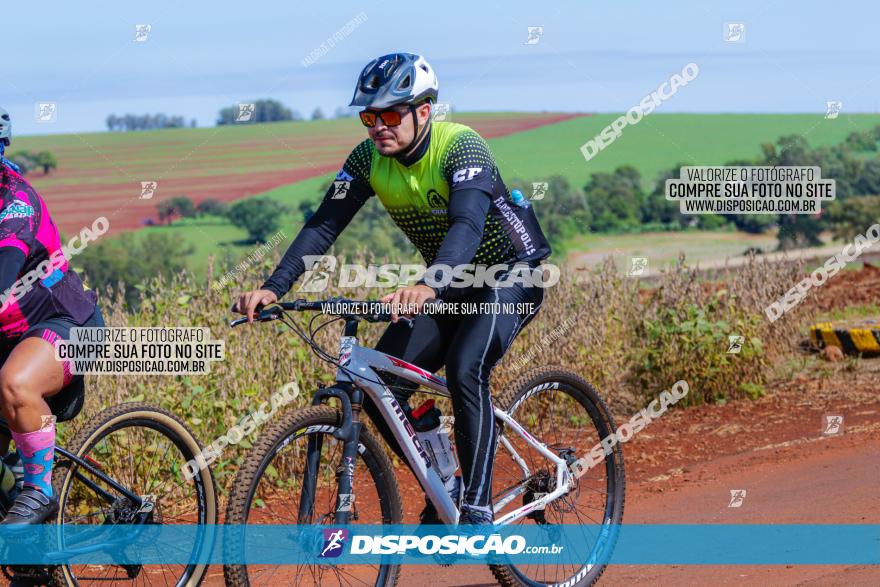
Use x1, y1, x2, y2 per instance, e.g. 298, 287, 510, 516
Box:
223, 404, 403, 587
51, 402, 218, 587
490, 367, 625, 587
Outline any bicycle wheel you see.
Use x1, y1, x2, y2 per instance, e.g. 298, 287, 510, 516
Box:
489, 367, 625, 587
50, 402, 219, 587
223, 404, 403, 587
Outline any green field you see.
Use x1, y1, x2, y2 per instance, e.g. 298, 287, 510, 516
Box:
488, 113, 880, 188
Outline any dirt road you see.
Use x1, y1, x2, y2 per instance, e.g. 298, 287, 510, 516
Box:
398, 366, 880, 587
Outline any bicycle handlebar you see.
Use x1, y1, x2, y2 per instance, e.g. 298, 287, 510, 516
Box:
228, 296, 441, 328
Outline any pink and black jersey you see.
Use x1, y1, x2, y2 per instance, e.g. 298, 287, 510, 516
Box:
0, 165, 96, 342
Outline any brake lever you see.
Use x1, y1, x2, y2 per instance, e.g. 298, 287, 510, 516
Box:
229, 303, 282, 327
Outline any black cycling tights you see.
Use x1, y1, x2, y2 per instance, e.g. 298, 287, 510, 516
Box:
360, 281, 544, 509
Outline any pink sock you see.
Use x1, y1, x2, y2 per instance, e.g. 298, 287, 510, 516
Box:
12, 419, 56, 497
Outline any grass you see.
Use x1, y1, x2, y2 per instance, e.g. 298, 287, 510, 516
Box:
812, 303, 880, 323
489, 113, 880, 189
563, 229, 779, 272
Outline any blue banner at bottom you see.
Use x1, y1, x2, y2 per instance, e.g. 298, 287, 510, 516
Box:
0, 524, 877, 565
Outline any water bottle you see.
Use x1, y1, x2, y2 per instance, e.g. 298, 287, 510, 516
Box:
410, 399, 458, 480
510, 189, 531, 209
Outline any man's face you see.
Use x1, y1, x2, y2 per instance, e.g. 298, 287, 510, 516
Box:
366, 103, 432, 156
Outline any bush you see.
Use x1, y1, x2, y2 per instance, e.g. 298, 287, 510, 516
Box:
76, 232, 195, 307
826, 196, 880, 242
196, 198, 228, 217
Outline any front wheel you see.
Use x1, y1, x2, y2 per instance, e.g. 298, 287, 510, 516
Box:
223, 404, 403, 587
51, 402, 219, 587
490, 366, 626, 587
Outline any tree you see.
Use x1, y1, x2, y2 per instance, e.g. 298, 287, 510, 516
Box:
826, 196, 880, 242
156, 197, 196, 224
216, 99, 295, 125
227, 198, 289, 242
196, 198, 228, 217
35, 151, 58, 174
105, 113, 191, 131
334, 106, 355, 119
76, 232, 195, 306
583, 166, 645, 232
311, 108, 325, 121
7, 151, 38, 175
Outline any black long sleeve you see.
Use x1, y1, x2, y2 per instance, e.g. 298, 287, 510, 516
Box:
261, 179, 373, 299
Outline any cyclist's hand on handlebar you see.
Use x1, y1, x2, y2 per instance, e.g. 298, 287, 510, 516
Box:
232, 289, 278, 323
380, 284, 435, 323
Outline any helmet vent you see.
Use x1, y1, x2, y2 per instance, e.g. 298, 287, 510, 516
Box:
399, 73, 412, 89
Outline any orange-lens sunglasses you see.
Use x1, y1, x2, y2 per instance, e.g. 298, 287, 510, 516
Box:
359, 108, 408, 127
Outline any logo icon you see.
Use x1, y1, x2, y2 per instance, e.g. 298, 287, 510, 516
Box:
0, 199, 35, 222
727, 335, 744, 354
140, 181, 158, 200
319, 528, 348, 558
35, 102, 58, 123
337, 493, 355, 512
524, 26, 544, 45
432, 102, 451, 122
822, 414, 843, 436
531, 182, 548, 201
298, 255, 337, 293
134, 24, 152, 42
451, 167, 483, 184
629, 257, 648, 276
332, 180, 350, 200
724, 22, 745, 43
825, 101, 843, 119
236, 103, 256, 123
728, 489, 746, 508
335, 170, 354, 182
427, 189, 448, 214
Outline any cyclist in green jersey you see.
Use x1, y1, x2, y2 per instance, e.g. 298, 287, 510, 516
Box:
235, 53, 552, 524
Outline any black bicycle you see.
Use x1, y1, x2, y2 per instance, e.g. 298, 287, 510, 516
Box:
223, 297, 625, 587
0, 396, 218, 587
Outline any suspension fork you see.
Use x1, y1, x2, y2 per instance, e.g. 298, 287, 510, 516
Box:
298, 382, 362, 525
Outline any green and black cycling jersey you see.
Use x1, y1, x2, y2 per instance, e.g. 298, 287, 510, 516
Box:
262, 121, 552, 298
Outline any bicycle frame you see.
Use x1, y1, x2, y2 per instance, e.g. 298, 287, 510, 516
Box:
310, 317, 575, 527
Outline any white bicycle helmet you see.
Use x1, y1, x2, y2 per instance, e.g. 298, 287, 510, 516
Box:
349, 53, 439, 109
0, 107, 11, 146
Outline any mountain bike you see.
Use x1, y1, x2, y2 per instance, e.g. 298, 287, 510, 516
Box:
223, 297, 625, 587
0, 398, 218, 587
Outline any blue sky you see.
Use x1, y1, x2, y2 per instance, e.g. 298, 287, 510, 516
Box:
6, 0, 879, 135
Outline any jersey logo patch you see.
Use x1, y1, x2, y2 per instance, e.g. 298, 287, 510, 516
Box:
451, 167, 483, 184
0, 199, 35, 222
335, 170, 354, 182
426, 189, 447, 215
